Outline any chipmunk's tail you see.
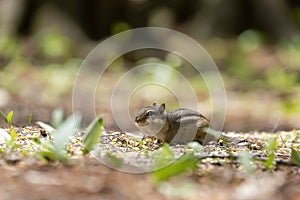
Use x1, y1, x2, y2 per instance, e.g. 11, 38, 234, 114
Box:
203, 127, 241, 145
202, 127, 232, 145
203, 127, 222, 138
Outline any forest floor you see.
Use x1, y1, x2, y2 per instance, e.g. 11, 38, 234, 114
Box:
0, 126, 300, 200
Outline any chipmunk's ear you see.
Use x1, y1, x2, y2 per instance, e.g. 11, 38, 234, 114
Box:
159, 103, 165, 112
152, 102, 157, 106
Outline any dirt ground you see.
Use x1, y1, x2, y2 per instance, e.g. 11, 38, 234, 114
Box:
1, 155, 300, 200
1, 127, 300, 200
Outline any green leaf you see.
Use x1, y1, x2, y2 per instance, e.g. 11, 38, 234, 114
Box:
35, 138, 68, 162
34, 114, 81, 163
264, 138, 278, 171
9, 126, 17, 143
36, 121, 56, 134
83, 116, 103, 154
265, 138, 277, 152
33, 137, 41, 145
38, 140, 55, 151
151, 153, 199, 183
291, 148, 300, 166
51, 108, 64, 128
6, 111, 13, 126
35, 150, 57, 161
6, 127, 19, 150
153, 143, 175, 169
105, 153, 123, 167
238, 151, 256, 174
52, 113, 81, 152
28, 114, 34, 124
264, 152, 275, 171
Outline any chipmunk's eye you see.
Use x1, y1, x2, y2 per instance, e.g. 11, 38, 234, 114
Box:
146, 111, 154, 116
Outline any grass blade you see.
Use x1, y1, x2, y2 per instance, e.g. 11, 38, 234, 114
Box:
6, 111, 13, 126
151, 153, 199, 183
28, 114, 34, 124
264, 138, 278, 171
83, 116, 103, 154
291, 148, 300, 166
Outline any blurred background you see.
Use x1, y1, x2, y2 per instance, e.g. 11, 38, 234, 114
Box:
0, 0, 300, 131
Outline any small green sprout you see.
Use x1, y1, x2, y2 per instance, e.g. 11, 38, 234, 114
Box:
0, 110, 14, 126
35, 113, 81, 162
0, 111, 19, 151
238, 151, 256, 174
51, 108, 64, 128
153, 143, 175, 169
6, 111, 13, 126
0, 147, 4, 154
82, 116, 103, 155
28, 114, 34, 124
6, 126, 18, 150
291, 148, 300, 166
151, 153, 199, 183
264, 138, 278, 171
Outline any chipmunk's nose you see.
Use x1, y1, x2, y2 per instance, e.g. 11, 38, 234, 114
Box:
135, 116, 139, 123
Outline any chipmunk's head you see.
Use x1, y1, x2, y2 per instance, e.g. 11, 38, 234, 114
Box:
135, 102, 167, 136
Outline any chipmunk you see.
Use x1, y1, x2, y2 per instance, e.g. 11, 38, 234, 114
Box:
135, 102, 215, 144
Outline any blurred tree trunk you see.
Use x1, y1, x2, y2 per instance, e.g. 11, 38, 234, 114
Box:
246, 0, 297, 39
